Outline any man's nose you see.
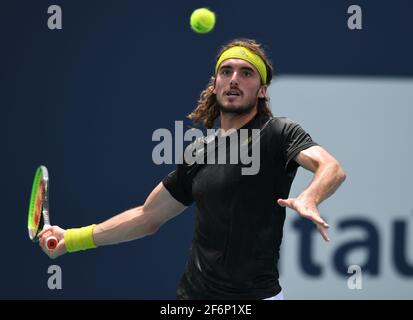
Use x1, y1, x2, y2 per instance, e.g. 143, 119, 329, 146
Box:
230, 72, 239, 86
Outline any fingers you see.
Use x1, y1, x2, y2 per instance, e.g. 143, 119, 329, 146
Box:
277, 197, 330, 241
38, 230, 53, 243
278, 198, 328, 227
39, 232, 49, 250
38, 225, 64, 241
316, 224, 330, 242
38, 226, 59, 258
311, 213, 330, 241
38, 225, 52, 237
277, 198, 293, 209
39, 238, 52, 256
310, 214, 330, 229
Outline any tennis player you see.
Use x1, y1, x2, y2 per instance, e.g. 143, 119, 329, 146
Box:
39, 38, 346, 300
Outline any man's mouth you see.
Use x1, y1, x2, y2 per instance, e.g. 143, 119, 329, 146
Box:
225, 89, 241, 97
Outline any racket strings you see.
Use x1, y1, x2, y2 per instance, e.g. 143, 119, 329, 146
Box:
28, 168, 45, 240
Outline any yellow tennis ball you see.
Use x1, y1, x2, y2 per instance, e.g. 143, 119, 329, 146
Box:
190, 8, 216, 34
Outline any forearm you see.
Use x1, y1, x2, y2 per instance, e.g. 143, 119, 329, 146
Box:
91, 183, 186, 247
298, 162, 346, 205
92, 206, 158, 247
39, 183, 185, 258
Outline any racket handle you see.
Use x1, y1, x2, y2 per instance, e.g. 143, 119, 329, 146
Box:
46, 236, 58, 250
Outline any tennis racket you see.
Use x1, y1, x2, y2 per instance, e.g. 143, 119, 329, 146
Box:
27, 165, 58, 250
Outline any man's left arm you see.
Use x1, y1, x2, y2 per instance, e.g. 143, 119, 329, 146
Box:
277, 146, 346, 241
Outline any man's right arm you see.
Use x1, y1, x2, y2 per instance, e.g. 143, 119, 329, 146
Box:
38, 182, 187, 258
94, 182, 187, 246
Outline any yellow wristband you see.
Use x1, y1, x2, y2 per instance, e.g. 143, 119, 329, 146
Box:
64, 224, 97, 253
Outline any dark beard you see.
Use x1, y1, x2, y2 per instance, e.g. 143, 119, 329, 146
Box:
217, 99, 256, 115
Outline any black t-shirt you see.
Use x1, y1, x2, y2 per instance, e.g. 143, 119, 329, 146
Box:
162, 112, 318, 299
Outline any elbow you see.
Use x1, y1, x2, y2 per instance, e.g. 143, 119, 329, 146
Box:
146, 221, 161, 236
340, 170, 347, 183
141, 206, 162, 236
334, 162, 346, 184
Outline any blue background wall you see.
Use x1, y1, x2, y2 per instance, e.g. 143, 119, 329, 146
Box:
1, 0, 412, 298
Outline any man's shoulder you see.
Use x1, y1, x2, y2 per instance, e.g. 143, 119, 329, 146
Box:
266, 116, 300, 135
271, 116, 298, 126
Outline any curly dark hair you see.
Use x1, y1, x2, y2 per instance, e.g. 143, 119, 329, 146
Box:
187, 39, 274, 129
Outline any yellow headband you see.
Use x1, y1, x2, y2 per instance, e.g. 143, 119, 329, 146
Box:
215, 46, 267, 84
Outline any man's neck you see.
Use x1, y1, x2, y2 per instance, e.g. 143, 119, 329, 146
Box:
219, 108, 258, 131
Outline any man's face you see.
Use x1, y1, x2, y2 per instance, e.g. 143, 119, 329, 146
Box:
213, 58, 267, 115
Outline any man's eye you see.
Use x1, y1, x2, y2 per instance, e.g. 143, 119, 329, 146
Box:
221, 69, 230, 75
243, 71, 252, 77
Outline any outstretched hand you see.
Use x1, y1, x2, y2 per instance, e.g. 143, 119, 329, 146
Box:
38, 226, 67, 259
277, 198, 330, 241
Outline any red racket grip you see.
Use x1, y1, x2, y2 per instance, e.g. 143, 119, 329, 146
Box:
46, 236, 58, 250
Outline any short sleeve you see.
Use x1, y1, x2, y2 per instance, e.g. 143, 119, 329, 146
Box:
162, 134, 211, 206
162, 165, 194, 206
281, 120, 319, 171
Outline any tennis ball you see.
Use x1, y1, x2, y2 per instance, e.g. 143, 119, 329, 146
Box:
190, 8, 216, 34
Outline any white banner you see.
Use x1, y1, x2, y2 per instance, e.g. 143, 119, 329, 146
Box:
269, 76, 413, 299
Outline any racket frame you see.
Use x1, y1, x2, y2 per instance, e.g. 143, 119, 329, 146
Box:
28, 165, 58, 250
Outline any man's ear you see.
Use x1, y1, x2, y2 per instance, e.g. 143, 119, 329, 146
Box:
212, 79, 217, 94
258, 85, 267, 98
